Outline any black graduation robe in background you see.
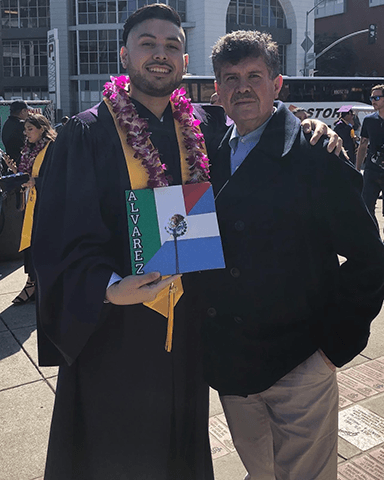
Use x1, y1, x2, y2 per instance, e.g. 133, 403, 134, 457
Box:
32, 100, 213, 480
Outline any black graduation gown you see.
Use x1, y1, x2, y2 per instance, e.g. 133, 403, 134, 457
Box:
24, 141, 54, 280
32, 100, 213, 480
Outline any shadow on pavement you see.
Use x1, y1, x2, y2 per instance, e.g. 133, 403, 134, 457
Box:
0, 258, 24, 280
0, 322, 36, 362
0, 301, 36, 362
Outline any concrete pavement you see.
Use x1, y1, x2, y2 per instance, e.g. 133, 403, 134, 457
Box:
2, 210, 384, 479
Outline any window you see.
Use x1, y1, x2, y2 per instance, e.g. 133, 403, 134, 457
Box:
3, 39, 48, 77
77, 79, 106, 111
226, 0, 287, 74
76, 29, 119, 74
1, 0, 50, 29
314, 0, 345, 18
226, 0, 287, 29
369, 0, 384, 6
3, 87, 49, 101
73, 0, 186, 25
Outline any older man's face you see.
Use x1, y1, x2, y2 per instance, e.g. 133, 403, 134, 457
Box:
216, 56, 282, 136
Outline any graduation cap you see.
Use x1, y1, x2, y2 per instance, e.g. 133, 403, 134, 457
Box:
337, 105, 354, 113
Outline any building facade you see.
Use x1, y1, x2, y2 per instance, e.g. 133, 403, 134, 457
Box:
0, 0, 50, 101
0, 0, 317, 116
315, 0, 384, 76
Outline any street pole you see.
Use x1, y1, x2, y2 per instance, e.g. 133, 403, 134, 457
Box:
304, 0, 327, 76
306, 29, 369, 69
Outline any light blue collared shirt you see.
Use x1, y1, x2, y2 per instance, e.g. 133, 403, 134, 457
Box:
229, 110, 275, 175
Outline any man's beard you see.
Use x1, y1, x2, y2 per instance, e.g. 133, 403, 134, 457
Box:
128, 66, 183, 98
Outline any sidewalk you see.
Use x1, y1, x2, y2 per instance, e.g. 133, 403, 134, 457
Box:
2, 216, 384, 479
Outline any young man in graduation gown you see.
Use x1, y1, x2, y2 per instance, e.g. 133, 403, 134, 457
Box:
199, 30, 384, 479
33, 5, 213, 480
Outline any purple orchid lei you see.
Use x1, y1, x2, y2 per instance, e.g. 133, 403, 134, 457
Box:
103, 75, 210, 188
18, 137, 49, 175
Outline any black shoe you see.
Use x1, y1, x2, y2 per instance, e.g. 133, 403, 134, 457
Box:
12, 281, 35, 305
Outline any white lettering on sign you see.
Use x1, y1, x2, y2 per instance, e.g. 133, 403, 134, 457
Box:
135, 263, 144, 274
130, 214, 140, 225
130, 202, 139, 213
134, 250, 144, 262
133, 238, 143, 249
127, 191, 144, 274
131, 226, 142, 237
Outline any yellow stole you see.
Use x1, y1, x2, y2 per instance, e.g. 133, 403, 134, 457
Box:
19, 142, 50, 252
104, 97, 206, 351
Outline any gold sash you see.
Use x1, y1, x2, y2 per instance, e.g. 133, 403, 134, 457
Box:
105, 98, 207, 351
19, 142, 50, 252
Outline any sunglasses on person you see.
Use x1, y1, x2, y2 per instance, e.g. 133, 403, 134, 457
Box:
370, 95, 384, 101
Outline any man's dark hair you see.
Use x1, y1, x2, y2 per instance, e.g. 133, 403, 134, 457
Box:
122, 3, 183, 46
10, 100, 28, 115
371, 84, 384, 95
212, 30, 281, 82
340, 110, 353, 119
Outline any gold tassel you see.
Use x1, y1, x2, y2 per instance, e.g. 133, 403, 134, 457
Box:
165, 282, 177, 352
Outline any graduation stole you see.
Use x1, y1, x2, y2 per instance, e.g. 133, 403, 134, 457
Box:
19, 142, 50, 252
103, 81, 209, 351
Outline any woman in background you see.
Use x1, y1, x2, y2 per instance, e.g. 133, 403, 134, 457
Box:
12, 114, 56, 305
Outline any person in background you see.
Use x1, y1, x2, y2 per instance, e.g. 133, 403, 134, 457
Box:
200, 30, 384, 480
291, 106, 310, 121
356, 84, 384, 229
54, 115, 70, 133
334, 105, 357, 165
12, 114, 56, 305
2, 101, 30, 167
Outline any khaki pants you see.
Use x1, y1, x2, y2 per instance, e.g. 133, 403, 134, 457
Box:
220, 350, 339, 480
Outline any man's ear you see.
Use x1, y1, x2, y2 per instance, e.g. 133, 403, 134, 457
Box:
120, 46, 128, 70
274, 75, 283, 99
214, 80, 219, 94
183, 53, 189, 74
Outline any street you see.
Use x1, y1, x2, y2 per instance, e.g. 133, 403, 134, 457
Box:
2, 206, 384, 480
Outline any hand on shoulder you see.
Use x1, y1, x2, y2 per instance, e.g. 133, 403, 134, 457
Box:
302, 118, 345, 158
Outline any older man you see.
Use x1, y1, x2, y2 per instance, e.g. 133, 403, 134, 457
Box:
200, 30, 384, 480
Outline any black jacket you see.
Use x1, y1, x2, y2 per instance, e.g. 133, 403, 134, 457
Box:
200, 102, 384, 396
334, 119, 356, 165
1, 115, 25, 164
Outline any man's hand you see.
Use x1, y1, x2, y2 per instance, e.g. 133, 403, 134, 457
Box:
319, 349, 337, 372
105, 272, 181, 305
356, 137, 368, 171
22, 176, 35, 188
3, 153, 17, 173
302, 119, 344, 157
